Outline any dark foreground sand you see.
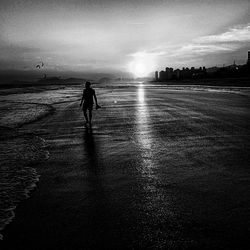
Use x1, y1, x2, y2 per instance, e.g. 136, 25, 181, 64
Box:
1, 82, 250, 250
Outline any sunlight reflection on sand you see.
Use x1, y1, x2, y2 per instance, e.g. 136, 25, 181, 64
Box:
136, 83, 156, 178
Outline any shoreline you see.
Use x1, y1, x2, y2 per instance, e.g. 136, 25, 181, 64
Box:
0, 76, 250, 90
0, 85, 76, 241
152, 76, 250, 87
0, 133, 49, 240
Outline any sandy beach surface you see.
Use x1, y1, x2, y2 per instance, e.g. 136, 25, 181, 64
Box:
0, 81, 250, 249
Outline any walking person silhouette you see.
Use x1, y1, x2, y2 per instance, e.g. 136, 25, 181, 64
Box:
80, 81, 100, 126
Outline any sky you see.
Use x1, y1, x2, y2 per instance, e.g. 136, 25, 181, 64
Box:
0, 0, 250, 78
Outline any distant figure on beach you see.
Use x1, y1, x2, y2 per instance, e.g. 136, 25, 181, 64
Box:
80, 81, 100, 126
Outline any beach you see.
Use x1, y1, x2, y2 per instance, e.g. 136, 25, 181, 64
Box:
0, 81, 250, 249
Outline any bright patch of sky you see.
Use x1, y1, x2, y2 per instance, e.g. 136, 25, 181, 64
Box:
0, 0, 249, 77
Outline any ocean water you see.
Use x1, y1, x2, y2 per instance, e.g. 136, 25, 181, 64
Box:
0, 86, 80, 105
0, 85, 81, 128
0, 102, 53, 128
0, 135, 49, 240
0, 86, 81, 239
0, 90, 55, 239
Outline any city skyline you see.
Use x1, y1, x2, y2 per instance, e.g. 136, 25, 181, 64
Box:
155, 50, 250, 81
0, 0, 250, 79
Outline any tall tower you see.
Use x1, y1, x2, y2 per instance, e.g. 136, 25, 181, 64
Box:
248, 51, 250, 65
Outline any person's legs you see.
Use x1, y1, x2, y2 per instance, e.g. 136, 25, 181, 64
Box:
83, 108, 89, 123
89, 109, 92, 124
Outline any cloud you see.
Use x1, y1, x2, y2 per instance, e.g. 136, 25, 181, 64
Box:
142, 24, 250, 62
128, 50, 167, 59
127, 23, 250, 69
195, 24, 250, 43
178, 24, 250, 56
177, 44, 238, 56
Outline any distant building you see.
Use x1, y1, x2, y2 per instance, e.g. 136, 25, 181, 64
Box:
155, 50, 249, 81
174, 69, 181, 79
159, 70, 166, 81
181, 67, 191, 78
164, 67, 173, 79
155, 71, 159, 81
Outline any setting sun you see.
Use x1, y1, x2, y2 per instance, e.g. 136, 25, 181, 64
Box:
128, 53, 157, 78
131, 62, 147, 78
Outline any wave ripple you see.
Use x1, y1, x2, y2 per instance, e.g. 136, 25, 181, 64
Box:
0, 135, 49, 240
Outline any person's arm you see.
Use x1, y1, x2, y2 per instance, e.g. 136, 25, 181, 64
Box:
80, 91, 84, 106
94, 90, 101, 109
94, 92, 98, 105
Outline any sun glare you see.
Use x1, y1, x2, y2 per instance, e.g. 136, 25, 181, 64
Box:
128, 54, 157, 78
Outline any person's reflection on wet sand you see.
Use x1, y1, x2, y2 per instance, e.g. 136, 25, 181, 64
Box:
83, 126, 99, 174
82, 128, 113, 248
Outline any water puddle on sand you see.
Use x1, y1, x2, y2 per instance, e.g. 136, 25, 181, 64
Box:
0, 135, 49, 240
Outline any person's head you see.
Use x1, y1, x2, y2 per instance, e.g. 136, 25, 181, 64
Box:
85, 81, 91, 89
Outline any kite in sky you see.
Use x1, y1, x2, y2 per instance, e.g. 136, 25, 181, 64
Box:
36, 61, 44, 69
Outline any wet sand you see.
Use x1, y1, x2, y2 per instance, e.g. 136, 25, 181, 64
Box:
1, 82, 250, 249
